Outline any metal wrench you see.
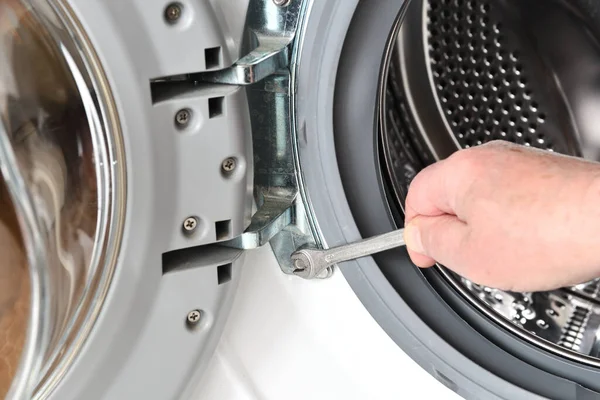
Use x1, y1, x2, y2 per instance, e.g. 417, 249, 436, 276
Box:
291, 228, 406, 279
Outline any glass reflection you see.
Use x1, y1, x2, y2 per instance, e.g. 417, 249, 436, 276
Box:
0, 0, 125, 397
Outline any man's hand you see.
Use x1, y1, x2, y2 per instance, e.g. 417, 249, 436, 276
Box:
404, 140, 600, 292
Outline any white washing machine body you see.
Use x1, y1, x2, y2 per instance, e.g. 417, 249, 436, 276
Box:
1, 1, 455, 398
3, 0, 600, 399
197, 246, 458, 400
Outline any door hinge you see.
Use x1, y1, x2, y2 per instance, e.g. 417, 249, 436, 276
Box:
193, 0, 334, 279
194, 0, 303, 86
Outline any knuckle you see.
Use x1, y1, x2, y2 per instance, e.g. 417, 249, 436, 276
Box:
449, 149, 485, 182
407, 164, 428, 192
405, 167, 431, 209
449, 147, 479, 167
405, 179, 419, 203
482, 139, 510, 149
448, 139, 515, 179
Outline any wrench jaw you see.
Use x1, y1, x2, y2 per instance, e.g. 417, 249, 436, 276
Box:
291, 251, 310, 278
291, 249, 319, 279
291, 249, 332, 279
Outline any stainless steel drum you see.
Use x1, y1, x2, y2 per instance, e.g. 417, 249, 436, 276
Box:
381, 0, 600, 365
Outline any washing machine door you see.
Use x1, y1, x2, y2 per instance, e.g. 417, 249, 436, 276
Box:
0, 0, 253, 398
5, 0, 600, 399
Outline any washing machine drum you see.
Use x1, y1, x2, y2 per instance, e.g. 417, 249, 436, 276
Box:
3, 0, 600, 399
305, 0, 600, 398
380, 0, 600, 383
387, 0, 600, 356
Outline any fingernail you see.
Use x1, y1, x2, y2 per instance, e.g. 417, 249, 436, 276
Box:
404, 222, 425, 254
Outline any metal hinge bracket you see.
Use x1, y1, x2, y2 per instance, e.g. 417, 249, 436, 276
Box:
200, 0, 332, 279
195, 0, 303, 86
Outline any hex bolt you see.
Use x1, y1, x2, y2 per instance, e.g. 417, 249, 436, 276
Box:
221, 157, 236, 173
175, 108, 192, 128
273, 0, 291, 6
186, 310, 201, 326
165, 3, 182, 23
183, 217, 198, 232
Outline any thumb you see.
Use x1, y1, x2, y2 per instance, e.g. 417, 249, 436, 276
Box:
404, 214, 470, 268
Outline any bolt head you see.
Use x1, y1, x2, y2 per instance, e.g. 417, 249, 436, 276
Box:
273, 0, 291, 6
165, 3, 182, 23
222, 157, 236, 173
175, 109, 191, 127
183, 217, 198, 232
187, 310, 201, 325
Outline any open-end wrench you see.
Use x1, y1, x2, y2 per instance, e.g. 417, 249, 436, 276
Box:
291, 228, 406, 279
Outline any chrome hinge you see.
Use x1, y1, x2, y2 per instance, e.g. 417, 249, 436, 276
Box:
197, 0, 303, 86
221, 70, 329, 278
209, 0, 410, 279
147, 0, 327, 277
199, 0, 332, 279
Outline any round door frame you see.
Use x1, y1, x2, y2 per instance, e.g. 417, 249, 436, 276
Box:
294, 0, 600, 398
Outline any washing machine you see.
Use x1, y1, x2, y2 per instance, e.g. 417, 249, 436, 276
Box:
2, 0, 600, 399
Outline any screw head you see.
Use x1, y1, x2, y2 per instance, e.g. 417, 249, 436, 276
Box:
165, 3, 182, 23
175, 108, 191, 128
221, 157, 236, 173
187, 310, 201, 325
273, 0, 291, 6
183, 217, 198, 232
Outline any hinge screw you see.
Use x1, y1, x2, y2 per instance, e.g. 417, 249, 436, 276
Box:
221, 157, 236, 173
187, 310, 202, 326
165, 3, 183, 23
175, 108, 191, 128
273, 0, 291, 6
183, 217, 198, 232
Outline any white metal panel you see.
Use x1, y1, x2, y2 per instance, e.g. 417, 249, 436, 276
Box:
196, 246, 460, 400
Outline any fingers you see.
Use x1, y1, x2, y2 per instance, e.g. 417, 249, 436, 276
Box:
404, 214, 470, 269
403, 155, 469, 269
405, 160, 449, 222
405, 154, 467, 223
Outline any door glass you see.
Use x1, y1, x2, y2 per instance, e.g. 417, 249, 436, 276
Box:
0, 0, 126, 397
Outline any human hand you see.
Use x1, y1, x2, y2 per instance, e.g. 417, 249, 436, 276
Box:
403, 140, 600, 292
